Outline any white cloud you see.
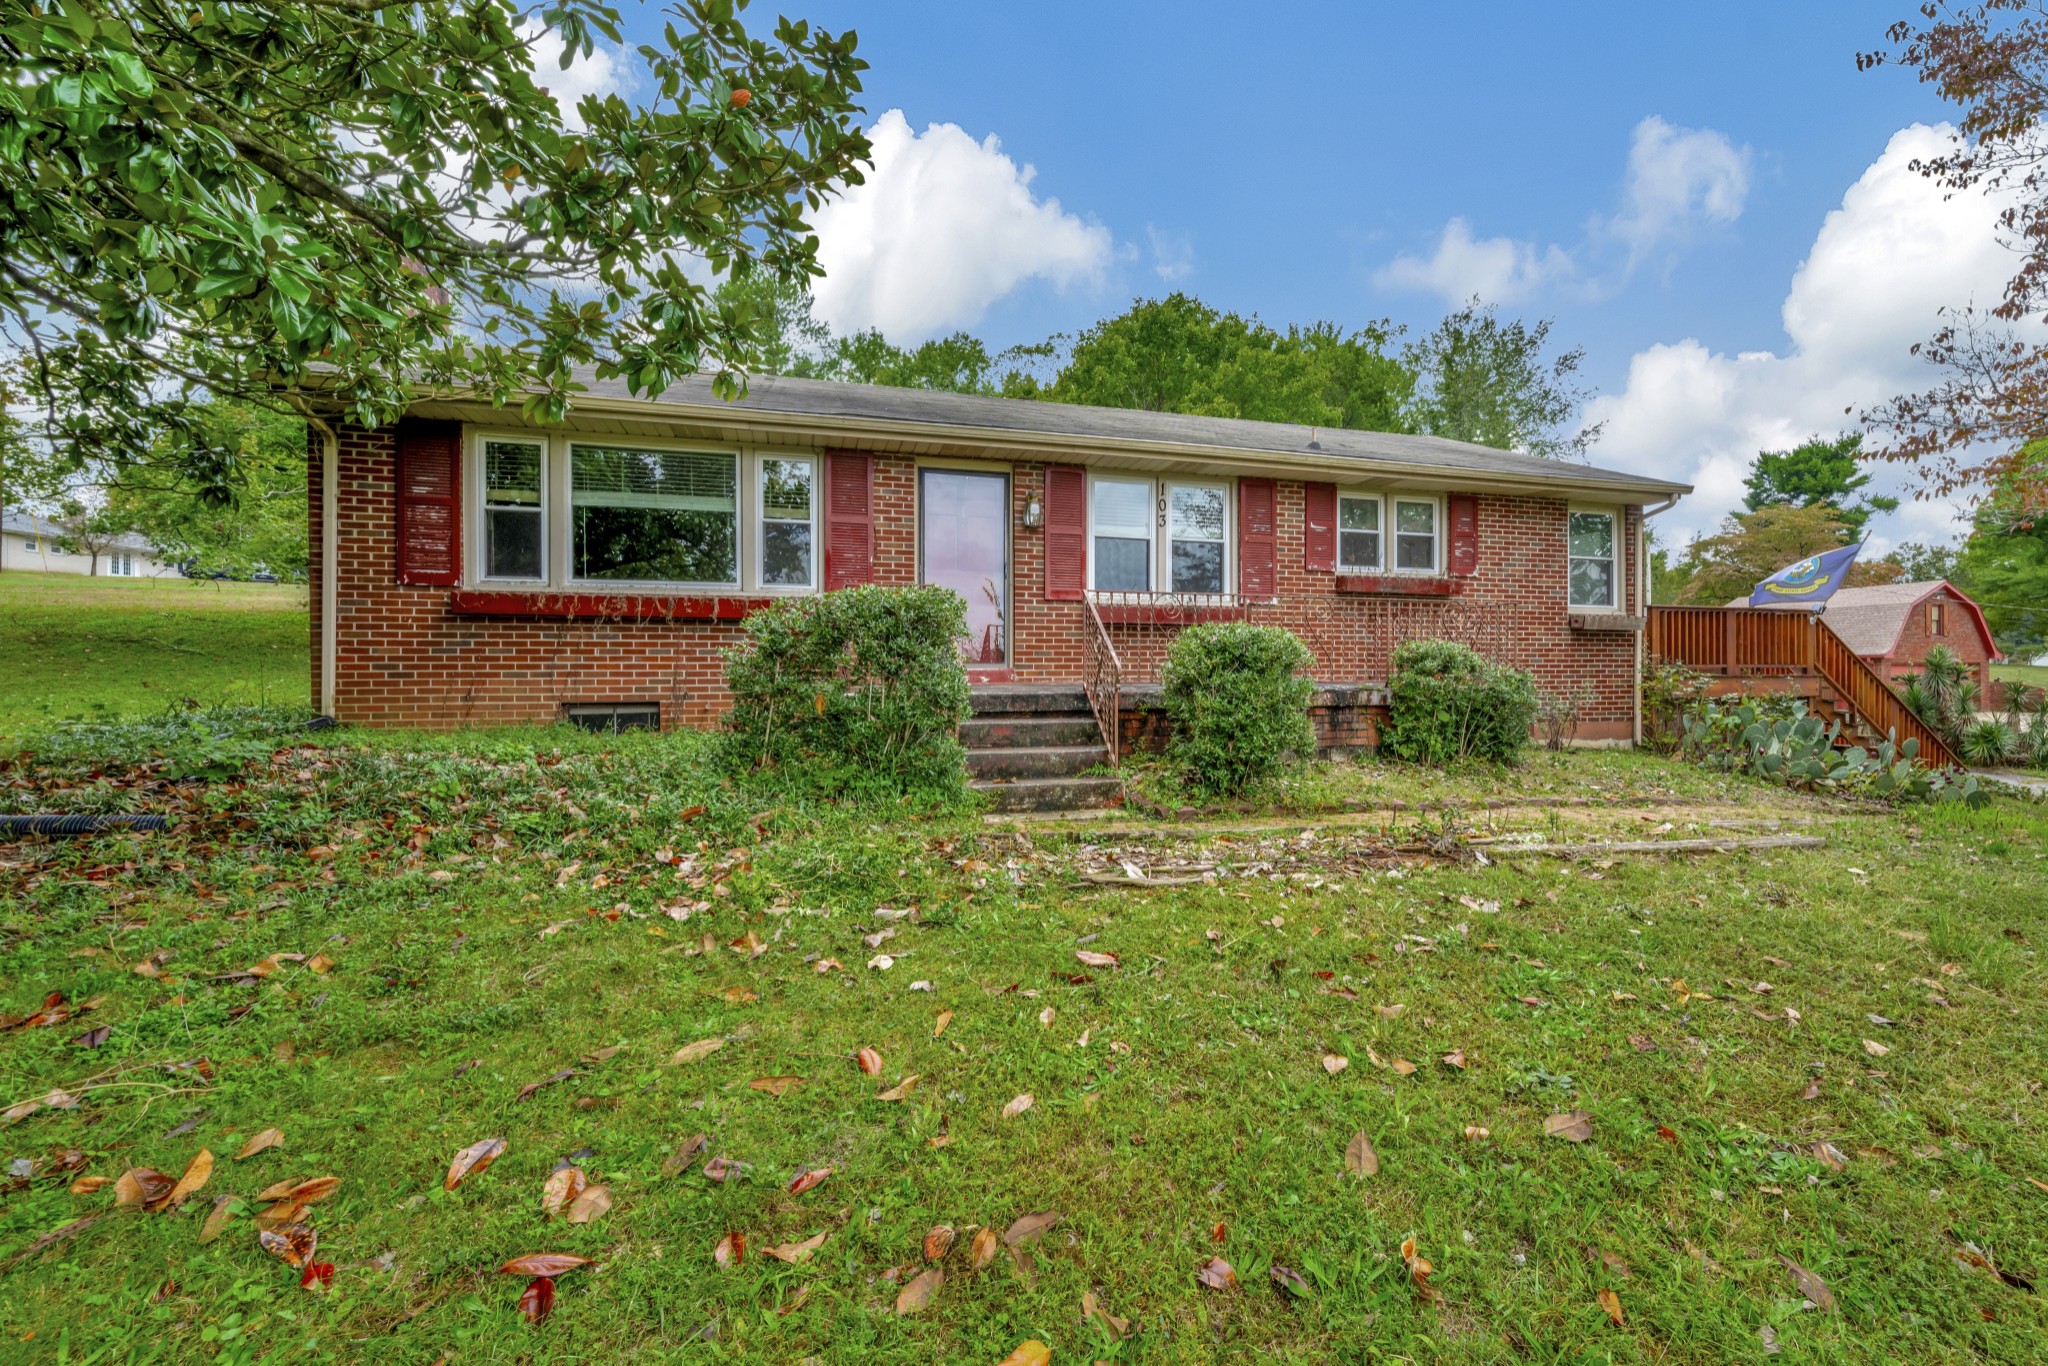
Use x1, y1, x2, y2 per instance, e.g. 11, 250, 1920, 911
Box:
1376, 115, 1749, 304
1584, 123, 2012, 549
1373, 217, 1574, 305
810, 110, 1113, 339
1603, 115, 1751, 264
522, 20, 634, 133
1147, 225, 1196, 282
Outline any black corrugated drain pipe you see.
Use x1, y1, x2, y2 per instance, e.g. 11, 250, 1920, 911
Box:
0, 814, 171, 836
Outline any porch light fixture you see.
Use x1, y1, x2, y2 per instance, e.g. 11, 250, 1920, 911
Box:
1022, 498, 1044, 529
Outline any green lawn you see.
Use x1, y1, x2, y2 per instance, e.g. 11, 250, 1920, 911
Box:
2, 722, 2044, 1363
0, 572, 309, 743
1995, 661, 2048, 692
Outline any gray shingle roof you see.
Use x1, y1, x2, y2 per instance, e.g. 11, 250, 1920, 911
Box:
564, 369, 1691, 497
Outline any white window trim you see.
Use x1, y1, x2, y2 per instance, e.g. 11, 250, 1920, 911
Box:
468, 429, 831, 595
1335, 490, 1385, 574
751, 450, 820, 594
1084, 473, 1237, 598
1567, 504, 1622, 611
471, 431, 550, 586
1389, 494, 1444, 576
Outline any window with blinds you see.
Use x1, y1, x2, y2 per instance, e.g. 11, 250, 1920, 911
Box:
571, 445, 738, 584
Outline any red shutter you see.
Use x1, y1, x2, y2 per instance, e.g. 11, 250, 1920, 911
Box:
1238, 477, 1277, 600
823, 449, 874, 590
1044, 464, 1086, 601
394, 418, 461, 586
1303, 481, 1336, 573
1448, 492, 1478, 577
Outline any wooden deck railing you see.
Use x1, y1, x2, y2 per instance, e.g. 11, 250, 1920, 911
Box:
1080, 596, 1123, 766
1647, 605, 1960, 768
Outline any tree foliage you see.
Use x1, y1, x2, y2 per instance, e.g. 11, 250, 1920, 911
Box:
1048, 294, 1415, 429
1858, 4, 2048, 510
108, 402, 310, 579
1674, 504, 1902, 605
1743, 432, 1898, 535
1, 0, 872, 500
1954, 445, 2048, 652
1402, 301, 1601, 461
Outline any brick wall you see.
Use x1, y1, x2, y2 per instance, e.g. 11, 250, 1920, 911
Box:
316, 422, 1644, 739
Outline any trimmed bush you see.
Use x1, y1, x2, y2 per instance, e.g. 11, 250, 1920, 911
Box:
1160, 622, 1316, 796
721, 584, 971, 799
1381, 639, 1537, 765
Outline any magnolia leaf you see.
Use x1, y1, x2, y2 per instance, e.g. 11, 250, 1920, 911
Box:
1597, 1286, 1624, 1325
971, 1226, 999, 1269
198, 1195, 238, 1243
670, 1038, 725, 1065
933, 1009, 953, 1037
748, 1076, 804, 1097
1083, 1288, 1132, 1333
70, 1175, 112, 1195
1197, 1256, 1238, 1290
445, 1137, 506, 1191
235, 1128, 285, 1160
997, 1342, 1052, 1366
1004, 1211, 1061, 1246
788, 1166, 832, 1195
158, 1148, 213, 1209
662, 1133, 708, 1177
1269, 1264, 1312, 1298
714, 1230, 744, 1269
1001, 1093, 1034, 1119
113, 1167, 174, 1210
1321, 1054, 1349, 1075
854, 1047, 883, 1076
877, 1074, 921, 1101
518, 1275, 556, 1324
895, 1265, 943, 1315
258, 1221, 318, 1269
1075, 950, 1119, 968
499, 1253, 593, 1277
1779, 1254, 1836, 1310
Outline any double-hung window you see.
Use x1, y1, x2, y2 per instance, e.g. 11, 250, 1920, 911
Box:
757, 457, 815, 588
1567, 509, 1618, 609
571, 444, 738, 586
1392, 498, 1438, 572
482, 438, 546, 581
1337, 493, 1382, 572
1090, 477, 1154, 592
1167, 483, 1227, 593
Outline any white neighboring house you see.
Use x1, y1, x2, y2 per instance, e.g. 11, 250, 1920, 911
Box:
0, 510, 170, 577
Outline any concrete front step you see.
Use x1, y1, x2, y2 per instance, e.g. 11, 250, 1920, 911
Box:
959, 714, 1103, 748
966, 743, 1109, 780
968, 684, 1090, 717
971, 774, 1124, 813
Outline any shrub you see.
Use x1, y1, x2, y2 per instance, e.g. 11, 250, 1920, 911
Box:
1381, 639, 1537, 765
1640, 655, 1710, 751
1160, 622, 1316, 796
1958, 718, 2020, 767
721, 584, 971, 800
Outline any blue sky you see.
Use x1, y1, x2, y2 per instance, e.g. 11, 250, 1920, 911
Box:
592, 3, 1993, 548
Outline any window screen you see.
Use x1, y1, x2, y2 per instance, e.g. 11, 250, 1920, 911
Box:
1568, 511, 1616, 607
1168, 484, 1226, 593
1338, 495, 1381, 571
483, 439, 545, 580
1092, 478, 1153, 592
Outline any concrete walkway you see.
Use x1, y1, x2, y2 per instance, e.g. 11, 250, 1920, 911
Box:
1970, 769, 2048, 797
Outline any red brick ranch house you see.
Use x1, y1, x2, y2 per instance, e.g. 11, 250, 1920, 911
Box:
305, 373, 1690, 787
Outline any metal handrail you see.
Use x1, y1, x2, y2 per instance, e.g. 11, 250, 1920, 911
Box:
1081, 595, 1123, 766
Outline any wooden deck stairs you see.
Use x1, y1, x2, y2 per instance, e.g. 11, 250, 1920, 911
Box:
1646, 606, 1960, 768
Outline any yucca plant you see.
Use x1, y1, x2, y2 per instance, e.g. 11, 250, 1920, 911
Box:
1957, 719, 2020, 767
1902, 645, 1978, 747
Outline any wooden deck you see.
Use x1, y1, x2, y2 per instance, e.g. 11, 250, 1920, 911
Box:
1647, 605, 1960, 769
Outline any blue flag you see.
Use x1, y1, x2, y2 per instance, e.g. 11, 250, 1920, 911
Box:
1749, 541, 1864, 606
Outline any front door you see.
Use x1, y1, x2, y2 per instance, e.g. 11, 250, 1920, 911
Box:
920, 468, 1009, 667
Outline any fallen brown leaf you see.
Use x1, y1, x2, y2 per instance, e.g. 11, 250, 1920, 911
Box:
498, 1253, 593, 1277
854, 1047, 883, 1076
1779, 1253, 1836, 1310
70, 1175, 112, 1195
157, 1148, 213, 1210
541, 1166, 587, 1220
1401, 1235, 1440, 1302
748, 1076, 804, 1097
1005, 1211, 1061, 1246
518, 1275, 556, 1323
670, 1038, 725, 1065
714, 1230, 744, 1269
1344, 1131, 1380, 1177
997, 1341, 1052, 1366
1544, 1110, 1594, 1143
1075, 950, 1119, 968
1597, 1286, 1624, 1326
564, 1183, 610, 1224
257, 1221, 317, 1269
662, 1133, 708, 1177
235, 1128, 285, 1160
895, 1265, 943, 1314
877, 1074, 921, 1102
971, 1225, 998, 1270
1862, 1039, 1890, 1058
1270, 1263, 1313, 1298
933, 1009, 953, 1037
1001, 1092, 1034, 1119
113, 1167, 174, 1210
445, 1136, 506, 1191
1083, 1288, 1131, 1335
198, 1194, 237, 1244
762, 1230, 829, 1264
1321, 1053, 1349, 1075
1197, 1255, 1238, 1290
788, 1166, 832, 1195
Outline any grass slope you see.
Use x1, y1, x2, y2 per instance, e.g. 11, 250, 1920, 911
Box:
0, 572, 308, 743
1, 726, 2045, 1363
